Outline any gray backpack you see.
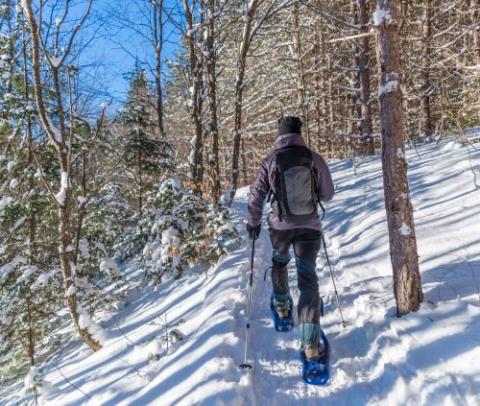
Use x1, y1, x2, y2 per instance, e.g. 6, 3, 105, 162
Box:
273, 146, 319, 221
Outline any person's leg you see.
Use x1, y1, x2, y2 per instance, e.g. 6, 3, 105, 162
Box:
269, 228, 293, 303
293, 229, 322, 352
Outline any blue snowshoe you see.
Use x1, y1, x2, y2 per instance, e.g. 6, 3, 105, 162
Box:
300, 331, 330, 385
270, 293, 294, 332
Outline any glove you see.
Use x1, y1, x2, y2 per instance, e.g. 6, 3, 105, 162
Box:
246, 223, 261, 240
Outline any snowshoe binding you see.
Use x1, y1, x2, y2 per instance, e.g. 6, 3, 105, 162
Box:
300, 331, 330, 386
270, 293, 294, 332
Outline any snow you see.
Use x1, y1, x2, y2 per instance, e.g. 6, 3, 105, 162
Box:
23, 366, 38, 391
7, 160, 16, 171
79, 238, 90, 259
77, 303, 108, 343
441, 140, 462, 151
4, 92, 15, 100
77, 196, 88, 206
100, 257, 120, 277
380, 80, 398, 95
66, 284, 76, 296
31, 270, 57, 290
9, 178, 18, 188
20, 0, 28, 15
9, 137, 480, 405
50, 55, 63, 68
0, 256, 27, 280
373, 9, 393, 26
16, 266, 39, 284
0, 196, 13, 211
55, 171, 69, 206
399, 222, 411, 236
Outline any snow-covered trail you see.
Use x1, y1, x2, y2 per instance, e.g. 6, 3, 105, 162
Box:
18, 138, 480, 406
234, 137, 480, 405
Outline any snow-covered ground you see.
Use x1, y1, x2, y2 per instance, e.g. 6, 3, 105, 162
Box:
5, 137, 480, 405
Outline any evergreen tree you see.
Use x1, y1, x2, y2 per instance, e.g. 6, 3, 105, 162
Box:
120, 67, 174, 218
0, 6, 59, 399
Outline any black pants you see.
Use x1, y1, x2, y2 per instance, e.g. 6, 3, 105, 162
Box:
269, 227, 321, 328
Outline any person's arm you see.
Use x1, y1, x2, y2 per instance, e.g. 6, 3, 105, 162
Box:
313, 153, 334, 202
247, 157, 271, 226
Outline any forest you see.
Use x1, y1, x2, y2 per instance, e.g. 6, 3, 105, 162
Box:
1, 0, 480, 404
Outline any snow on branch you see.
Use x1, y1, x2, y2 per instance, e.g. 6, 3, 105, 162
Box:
54, 171, 69, 206
373, 9, 393, 26
379, 72, 399, 96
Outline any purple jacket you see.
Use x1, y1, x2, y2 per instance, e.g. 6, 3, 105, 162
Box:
247, 133, 334, 231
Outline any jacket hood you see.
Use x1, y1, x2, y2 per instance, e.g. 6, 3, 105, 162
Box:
272, 132, 306, 151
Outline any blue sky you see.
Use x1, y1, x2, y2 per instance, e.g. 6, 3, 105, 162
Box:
75, 0, 182, 106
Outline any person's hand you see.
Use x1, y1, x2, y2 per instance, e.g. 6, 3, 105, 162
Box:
246, 223, 261, 240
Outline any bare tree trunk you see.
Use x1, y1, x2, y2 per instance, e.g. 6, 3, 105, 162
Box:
152, 0, 165, 139
327, 54, 334, 158
314, 26, 327, 154
292, 4, 311, 147
375, 0, 423, 316
318, 29, 329, 155
358, 0, 374, 154
228, 0, 259, 205
420, 0, 434, 138
184, 0, 204, 194
205, 0, 221, 207
23, 21, 37, 370
472, 0, 480, 66
241, 138, 248, 185
351, 0, 362, 154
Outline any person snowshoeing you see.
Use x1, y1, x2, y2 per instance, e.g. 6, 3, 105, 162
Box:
246, 116, 334, 362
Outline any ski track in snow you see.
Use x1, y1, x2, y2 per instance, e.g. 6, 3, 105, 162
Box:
5, 137, 480, 406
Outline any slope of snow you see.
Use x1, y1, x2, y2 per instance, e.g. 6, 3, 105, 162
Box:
8, 137, 480, 406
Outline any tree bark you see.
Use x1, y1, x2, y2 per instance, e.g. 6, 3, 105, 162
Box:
227, 0, 259, 205
152, 0, 165, 139
420, 0, 434, 138
184, 0, 204, 194
472, 0, 480, 66
358, 0, 374, 154
241, 138, 248, 185
375, 0, 423, 316
23, 20, 37, 368
292, 4, 311, 147
205, 0, 221, 208
327, 54, 334, 158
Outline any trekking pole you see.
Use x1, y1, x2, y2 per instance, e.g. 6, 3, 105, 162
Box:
321, 233, 347, 328
239, 239, 255, 370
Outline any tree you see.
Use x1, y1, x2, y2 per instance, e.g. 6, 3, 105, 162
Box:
120, 67, 174, 218
0, 4, 59, 395
374, 0, 423, 315
22, 0, 102, 350
357, 0, 374, 154
204, 0, 221, 208
420, 0, 434, 138
183, 0, 205, 194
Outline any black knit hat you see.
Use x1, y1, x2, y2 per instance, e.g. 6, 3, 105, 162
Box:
278, 116, 302, 135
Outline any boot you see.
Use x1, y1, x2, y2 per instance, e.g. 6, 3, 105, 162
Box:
304, 342, 326, 362
272, 297, 290, 319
